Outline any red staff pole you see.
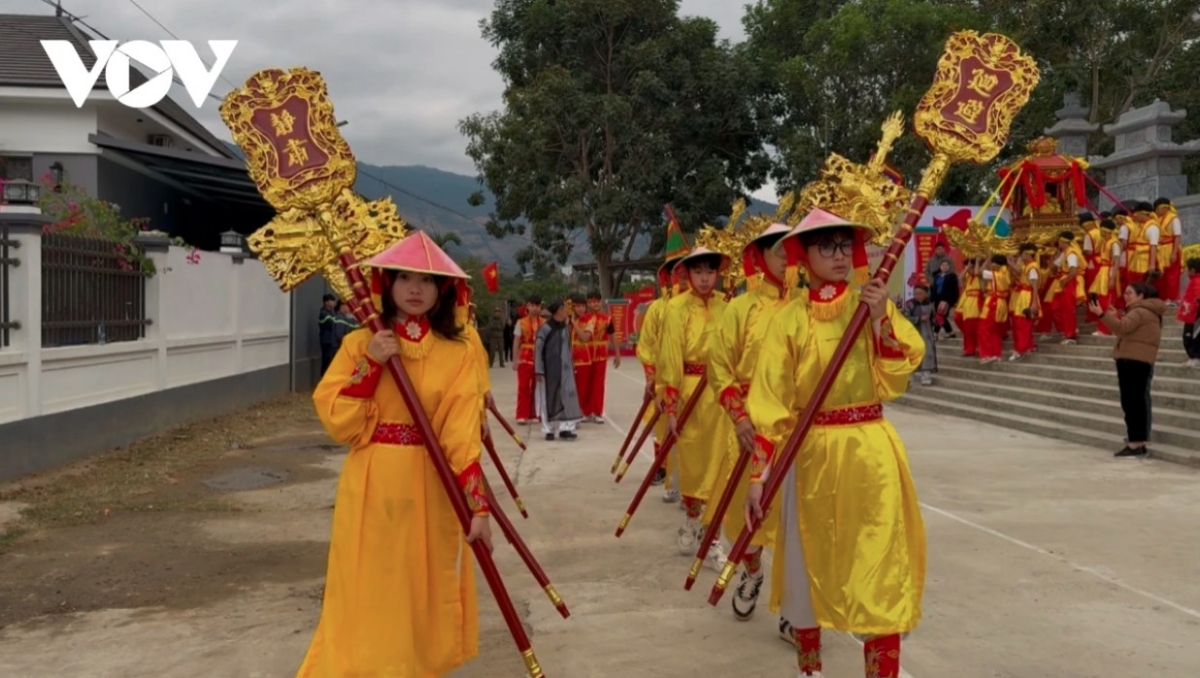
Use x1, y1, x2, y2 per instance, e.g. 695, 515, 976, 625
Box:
483, 430, 528, 518
483, 477, 569, 618
615, 373, 706, 537
488, 401, 528, 452
610, 393, 650, 474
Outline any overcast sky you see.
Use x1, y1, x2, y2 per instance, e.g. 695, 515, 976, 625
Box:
3, 0, 778, 202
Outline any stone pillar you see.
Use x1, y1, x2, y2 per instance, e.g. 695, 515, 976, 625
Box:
0, 208, 51, 419
1089, 100, 1200, 211
1043, 92, 1099, 158
133, 232, 171, 391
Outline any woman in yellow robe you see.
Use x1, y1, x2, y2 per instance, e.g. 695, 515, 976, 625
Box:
658, 246, 733, 571
707, 222, 799, 641
300, 232, 493, 678
747, 208, 926, 678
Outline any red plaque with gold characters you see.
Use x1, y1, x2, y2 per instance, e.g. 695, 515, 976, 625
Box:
913, 31, 1040, 166
219, 68, 356, 212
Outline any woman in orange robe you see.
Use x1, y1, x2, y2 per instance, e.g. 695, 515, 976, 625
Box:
300, 232, 493, 678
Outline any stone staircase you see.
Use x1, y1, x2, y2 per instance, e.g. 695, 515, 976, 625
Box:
896, 314, 1200, 467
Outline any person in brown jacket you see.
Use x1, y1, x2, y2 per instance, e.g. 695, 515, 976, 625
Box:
1088, 282, 1167, 458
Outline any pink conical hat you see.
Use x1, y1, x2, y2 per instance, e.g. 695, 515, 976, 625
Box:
784, 208, 870, 240
675, 245, 732, 274
747, 221, 793, 251
362, 230, 469, 279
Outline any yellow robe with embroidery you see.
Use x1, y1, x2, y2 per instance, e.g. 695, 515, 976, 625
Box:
635, 297, 676, 485
749, 292, 927, 635
708, 283, 786, 548
659, 290, 732, 503
302, 328, 483, 678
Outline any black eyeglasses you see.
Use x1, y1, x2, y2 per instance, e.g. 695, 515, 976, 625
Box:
815, 239, 855, 258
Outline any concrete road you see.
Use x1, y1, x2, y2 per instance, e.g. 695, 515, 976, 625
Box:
1, 361, 1198, 678
457, 363, 1200, 678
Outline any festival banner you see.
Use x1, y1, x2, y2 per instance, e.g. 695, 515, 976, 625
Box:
607, 299, 631, 354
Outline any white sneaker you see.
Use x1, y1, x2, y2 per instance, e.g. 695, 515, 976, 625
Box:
779, 617, 797, 646
919, 373, 933, 386
677, 518, 699, 555
704, 539, 728, 572
732, 568, 765, 620
663, 487, 680, 503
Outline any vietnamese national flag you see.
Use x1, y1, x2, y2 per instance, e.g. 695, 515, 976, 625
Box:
482, 261, 500, 293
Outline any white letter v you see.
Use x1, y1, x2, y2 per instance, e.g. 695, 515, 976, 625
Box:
40, 40, 118, 108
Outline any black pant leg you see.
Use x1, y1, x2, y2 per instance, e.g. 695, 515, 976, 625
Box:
1185, 323, 1198, 359
1116, 359, 1152, 443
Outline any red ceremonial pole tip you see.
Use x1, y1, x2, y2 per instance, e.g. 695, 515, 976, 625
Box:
707, 587, 725, 606
519, 509, 530, 519
556, 604, 571, 619
683, 577, 696, 591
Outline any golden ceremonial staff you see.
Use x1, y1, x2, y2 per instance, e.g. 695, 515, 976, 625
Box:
707, 31, 1041, 605
219, 68, 546, 678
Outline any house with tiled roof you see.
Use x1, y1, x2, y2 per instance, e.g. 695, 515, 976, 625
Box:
0, 11, 272, 247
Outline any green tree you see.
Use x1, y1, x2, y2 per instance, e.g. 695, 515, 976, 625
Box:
460, 0, 772, 298
745, 0, 992, 203
748, 0, 1200, 200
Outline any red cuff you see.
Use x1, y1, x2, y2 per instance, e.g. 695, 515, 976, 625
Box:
338, 356, 383, 399
873, 317, 906, 360
642, 361, 656, 381
749, 434, 774, 483
456, 461, 490, 516
663, 385, 680, 417
719, 385, 749, 424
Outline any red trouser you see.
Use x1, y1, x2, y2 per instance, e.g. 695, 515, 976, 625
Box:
585, 359, 608, 416
516, 362, 537, 421
1012, 313, 1036, 354
979, 316, 1006, 359
1084, 265, 1099, 323
957, 313, 979, 356
1157, 260, 1182, 301
1094, 291, 1113, 335
573, 363, 591, 415
1055, 280, 1080, 339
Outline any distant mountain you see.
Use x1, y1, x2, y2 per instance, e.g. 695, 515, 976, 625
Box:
223, 142, 779, 270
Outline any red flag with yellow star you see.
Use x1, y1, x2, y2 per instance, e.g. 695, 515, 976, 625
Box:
482, 261, 500, 293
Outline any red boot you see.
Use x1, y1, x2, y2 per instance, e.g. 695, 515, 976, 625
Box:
864, 634, 901, 678
794, 626, 822, 677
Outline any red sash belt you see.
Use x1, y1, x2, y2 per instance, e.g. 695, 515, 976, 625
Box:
371, 422, 425, 446
684, 363, 706, 375
814, 403, 883, 427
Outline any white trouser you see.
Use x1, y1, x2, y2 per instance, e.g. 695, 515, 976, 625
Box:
535, 380, 577, 434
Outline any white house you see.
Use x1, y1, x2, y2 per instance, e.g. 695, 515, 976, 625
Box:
0, 12, 273, 244
0, 12, 325, 482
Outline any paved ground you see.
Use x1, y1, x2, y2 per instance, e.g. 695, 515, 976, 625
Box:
1, 361, 1199, 677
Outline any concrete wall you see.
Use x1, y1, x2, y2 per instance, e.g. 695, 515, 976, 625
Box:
0, 211, 293, 481
0, 100, 99, 155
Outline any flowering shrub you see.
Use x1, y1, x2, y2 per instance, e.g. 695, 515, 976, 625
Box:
31, 174, 200, 274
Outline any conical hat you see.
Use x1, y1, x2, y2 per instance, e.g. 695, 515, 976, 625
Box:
742, 222, 793, 284
362, 230, 469, 279
675, 245, 732, 274
783, 208, 873, 240
747, 221, 793, 251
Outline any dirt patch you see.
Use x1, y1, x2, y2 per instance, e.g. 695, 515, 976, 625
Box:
0, 394, 344, 631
